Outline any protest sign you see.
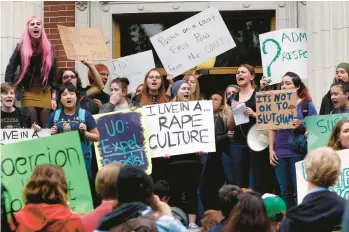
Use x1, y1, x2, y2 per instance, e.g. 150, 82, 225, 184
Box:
150, 7, 236, 77
93, 109, 152, 175
259, 28, 307, 85
0, 129, 50, 145
58, 25, 111, 60
1, 131, 93, 218
296, 149, 349, 204
232, 103, 249, 126
108, 50, 155, 93
306, 113, 349, 152
256, 89, 297, 130
143, 100, 216, 158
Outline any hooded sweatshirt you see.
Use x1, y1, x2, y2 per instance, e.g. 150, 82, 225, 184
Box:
9, 203, 84, 232
95, 202, 187, 232
279, 190, 345, 232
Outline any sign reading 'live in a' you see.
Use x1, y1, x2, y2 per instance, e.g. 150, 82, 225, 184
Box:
150, 7, 236, 77
143, 100, 216, 157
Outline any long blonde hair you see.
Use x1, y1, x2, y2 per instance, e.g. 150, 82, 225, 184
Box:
183, 74, 201, 100
222, 85, 241, 122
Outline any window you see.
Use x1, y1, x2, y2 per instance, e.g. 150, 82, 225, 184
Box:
113, 10, 275, 75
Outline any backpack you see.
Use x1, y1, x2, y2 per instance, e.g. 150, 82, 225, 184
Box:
288, 100, 310, 154
53, 108, 92, 176
109, 211, 160, 232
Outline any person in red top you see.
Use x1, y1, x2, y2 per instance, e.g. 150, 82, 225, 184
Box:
9, 164, 84, 232
82, 163, 123, 232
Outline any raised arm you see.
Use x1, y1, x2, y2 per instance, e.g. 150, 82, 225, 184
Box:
82, 59, 104, 97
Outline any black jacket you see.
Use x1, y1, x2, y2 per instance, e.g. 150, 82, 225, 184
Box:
215, 114, 228, 153
279, 191, 345, 232
5, 44, 57, 90
320, 90, 333, 115
96, 202, 149, 231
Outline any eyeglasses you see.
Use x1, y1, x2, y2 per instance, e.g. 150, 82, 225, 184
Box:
63, 75, 77, 80
148, 75, 161, 80
100, 73, 109, 77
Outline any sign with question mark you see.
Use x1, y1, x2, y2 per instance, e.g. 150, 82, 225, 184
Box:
259, 28, 308, 85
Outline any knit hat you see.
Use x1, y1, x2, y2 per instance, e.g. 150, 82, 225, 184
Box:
262, 193, 286, 219
336, 62, 349, 74
171, 80, 187, 97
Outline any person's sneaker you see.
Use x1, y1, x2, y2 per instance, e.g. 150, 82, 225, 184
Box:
188, 223, 200, 229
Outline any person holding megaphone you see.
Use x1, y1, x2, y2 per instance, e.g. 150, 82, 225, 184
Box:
226, 64, 271, 195
268, 72, 317, 209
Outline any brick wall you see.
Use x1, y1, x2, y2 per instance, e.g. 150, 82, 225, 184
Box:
44, 1, 75, 70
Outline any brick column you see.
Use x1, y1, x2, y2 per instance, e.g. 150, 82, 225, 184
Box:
44, 1, 75, 70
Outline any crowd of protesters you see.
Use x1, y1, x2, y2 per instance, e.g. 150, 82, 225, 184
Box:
1, 15, 349, 231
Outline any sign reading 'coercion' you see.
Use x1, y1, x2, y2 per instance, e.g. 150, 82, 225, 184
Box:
143, 101, 216, 158
150, 7, 236, 77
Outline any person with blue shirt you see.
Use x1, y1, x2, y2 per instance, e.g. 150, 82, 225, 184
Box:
47, 84, 99, 177
269, 72, 317, 209
279, 147, 345, 232
330, 81, 349, 114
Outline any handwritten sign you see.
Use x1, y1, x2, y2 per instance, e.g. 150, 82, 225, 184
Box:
1, 131, 94, 218
259, 28, 308, 85
306, 113, 349, 152
108, 50, 155, 93
93, 109, 152, 175
150, 7, 236, 77
143, 100, 216, 158
296, 149, 349, 204
256, 89, 297, 130
58, 25, 111, 60
0, 129, 51, 145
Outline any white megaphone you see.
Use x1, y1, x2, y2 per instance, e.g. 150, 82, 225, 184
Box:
247, 124, 269, 152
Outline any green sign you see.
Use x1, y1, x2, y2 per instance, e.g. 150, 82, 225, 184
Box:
1, 131, 93, 218
306, 113, 349, 152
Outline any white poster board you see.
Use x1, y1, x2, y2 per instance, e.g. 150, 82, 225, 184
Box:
0, 129, 51, 145
259, 28, 308, 85
143, 100, 216, 158
296, 149, 349, 204
108, 50, 156, 93
150, 7, 236, 77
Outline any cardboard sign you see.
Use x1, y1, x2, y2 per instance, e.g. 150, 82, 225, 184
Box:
58, 25, 111, 60
1, 131, 94, 218
108, 50, 156, 93
143, 100, 216, 158
93, 109, 152, 175
259, 28, 308, 85
150, 7, 236, 77
296, 149, 349, 204
0, 129, 51, 145
256, 89, 297, 130
306, 114, 349, 152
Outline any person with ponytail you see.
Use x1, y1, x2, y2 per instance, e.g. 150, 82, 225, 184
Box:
226, 64, 271, 195
5, 16, 57, 128
269, 72, 317, 209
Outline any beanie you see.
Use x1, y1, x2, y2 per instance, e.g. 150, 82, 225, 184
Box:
171, 80, 187, 97
336, 62, 349, 74
262, 193, 286, 219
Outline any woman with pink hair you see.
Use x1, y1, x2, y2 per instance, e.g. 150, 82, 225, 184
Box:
5, 16, 57, 128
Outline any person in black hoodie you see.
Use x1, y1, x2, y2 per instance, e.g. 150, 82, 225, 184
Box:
95, 166, 187, 232
320, 62, 349, 115
279, 147, 345, 232
1, 83, 40, 130
200, 93, 233, 211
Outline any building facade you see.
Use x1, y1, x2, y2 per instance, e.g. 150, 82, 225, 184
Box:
1, 1, 348, 109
